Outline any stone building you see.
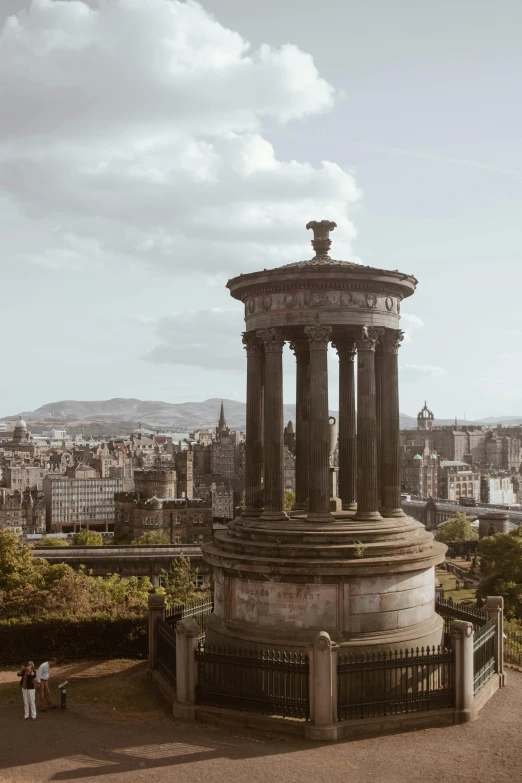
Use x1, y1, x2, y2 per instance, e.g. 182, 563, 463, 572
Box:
401, 442, 438, 497
438, 461, 481, 502
417, 401, 434, 430
203, 220, 445, 654
1, 460, 47, 491
173, 451, 194, 499
114, 495, 213, 544
284, 446, 296, 492
43, 465, 123, 533
484, 432, 520, 471
0, 487, 46, 535
134, 468, 177, 500
480, 473, 517, 505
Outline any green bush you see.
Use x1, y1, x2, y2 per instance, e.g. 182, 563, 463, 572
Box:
72, 529, 104, 546
0, 616, 147, 665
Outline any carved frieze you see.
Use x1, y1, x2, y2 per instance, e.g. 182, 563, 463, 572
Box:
245, 289, 398, 315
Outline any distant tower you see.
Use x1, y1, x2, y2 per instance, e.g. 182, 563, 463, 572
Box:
12, 415, 29, 443
216, 400, 229, 439
417, 401, 434, 431
284, 420, 296, 453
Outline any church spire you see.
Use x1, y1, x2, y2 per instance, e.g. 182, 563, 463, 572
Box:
219, 399, 226, 429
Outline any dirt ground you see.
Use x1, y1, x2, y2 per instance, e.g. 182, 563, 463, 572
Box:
0, 659, 520, 783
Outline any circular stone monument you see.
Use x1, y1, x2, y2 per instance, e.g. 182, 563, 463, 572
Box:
203, 221, 446, 652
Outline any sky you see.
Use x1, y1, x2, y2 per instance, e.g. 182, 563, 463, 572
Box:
0, 0, 521, 421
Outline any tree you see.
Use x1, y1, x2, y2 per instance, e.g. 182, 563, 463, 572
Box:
478, 527, 522, 619
72, 529, 104, 546
434, 512, 478, 544
161, 553, 206, 606
284, 490, 295, 510
131, 530, 171, 545
33, 537, 70, 547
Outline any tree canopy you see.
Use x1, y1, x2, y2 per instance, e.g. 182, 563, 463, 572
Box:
434, 512, 478, 544
478, 527, 522, 619
284, 490, 295, 510
132, 530, 171, 545
33, 536, 70, 547
71, 529, 104, 546
161, 553, 207, 607
0, 528, 153, 623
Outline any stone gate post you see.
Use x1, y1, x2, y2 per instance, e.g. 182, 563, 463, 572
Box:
307, 631, 338, 740
451, 619, 474, 722
148, 592, 165, 673
173, 618, 199, 720
486, 596, 505, 686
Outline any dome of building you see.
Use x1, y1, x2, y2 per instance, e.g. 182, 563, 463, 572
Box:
413, 454, 422, 460
14, 416, 27, 430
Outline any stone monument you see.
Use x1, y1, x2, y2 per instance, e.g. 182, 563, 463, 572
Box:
203, 220, 446, 653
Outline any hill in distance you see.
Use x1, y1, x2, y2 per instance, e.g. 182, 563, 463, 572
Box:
2, 398, 520, 432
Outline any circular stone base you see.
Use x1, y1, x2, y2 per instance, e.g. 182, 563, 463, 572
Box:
202, 512, 446, 654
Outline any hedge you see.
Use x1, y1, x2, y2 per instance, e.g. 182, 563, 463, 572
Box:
0, 616, 148, 665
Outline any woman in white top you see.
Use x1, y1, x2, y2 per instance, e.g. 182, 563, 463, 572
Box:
17, 661, 37, 720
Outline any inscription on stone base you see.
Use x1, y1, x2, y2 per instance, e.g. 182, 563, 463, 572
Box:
231, 578, 338, 629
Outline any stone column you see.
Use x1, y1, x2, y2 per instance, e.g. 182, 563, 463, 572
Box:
256, 328, 288, 521
354, 326, 381, 520
333, 337, 357, 511
375, 337, 383, 508
451, 620, 474, 721
305, 325, 333, 522
290, 339, 310, 510
486, 596, 505, 687
172, 618, 199, 720
242, 332, 264, 516
380, 329, 405, 517
307, 631, 338, 741
147, 592, 165, 673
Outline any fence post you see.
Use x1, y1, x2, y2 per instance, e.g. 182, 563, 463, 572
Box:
172, 618, 199, 720
148, 592, 165, 674
451, 620, 475, 722
486, 596, 505, 687
307, 631, 338, 741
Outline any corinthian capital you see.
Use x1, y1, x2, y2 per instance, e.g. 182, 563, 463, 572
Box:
379, 329, 404, 354
242, 331, 263, 358
355, 325, 381, 352
256, 328, 285, 353
304, 325, 332, 350
289, 338, 310, 358
331, 336, 357, 360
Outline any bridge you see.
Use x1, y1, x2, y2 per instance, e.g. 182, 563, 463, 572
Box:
403, 500, 522, 530
32, 545, 208, 585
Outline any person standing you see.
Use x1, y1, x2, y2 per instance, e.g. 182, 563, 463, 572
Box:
17, 661, 37, 720
36, 657, 57, 712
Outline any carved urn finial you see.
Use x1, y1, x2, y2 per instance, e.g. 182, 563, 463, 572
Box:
306, 219, 337, 259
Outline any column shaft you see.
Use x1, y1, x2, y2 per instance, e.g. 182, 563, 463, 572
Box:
375, 340, 383, 508
380, 329, 404, 517
256, 329, 288, 521
290, 340, 310, 510
305, 325, 332, 522
242, 332, 264, 515
334, 339, 357, 510
354, 327, 382, 520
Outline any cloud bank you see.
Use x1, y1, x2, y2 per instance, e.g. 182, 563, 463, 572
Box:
0, 0, 361, 277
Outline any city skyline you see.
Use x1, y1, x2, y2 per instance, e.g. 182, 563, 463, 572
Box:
1, 0, 521, 419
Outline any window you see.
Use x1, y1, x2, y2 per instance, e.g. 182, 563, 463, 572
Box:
174, 534, 181, 544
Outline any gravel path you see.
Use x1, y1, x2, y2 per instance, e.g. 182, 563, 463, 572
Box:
1, 668, 520, 783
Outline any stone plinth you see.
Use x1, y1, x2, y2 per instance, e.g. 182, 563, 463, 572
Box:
203, 512, 446, 653
479, 512, 510, 539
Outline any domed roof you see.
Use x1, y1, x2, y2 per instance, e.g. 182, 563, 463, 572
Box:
14, 416, 27, 430
413, 454, 422, 460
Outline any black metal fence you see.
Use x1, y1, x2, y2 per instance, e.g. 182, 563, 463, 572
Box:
165, 596, 213, 642
156, 618, 177, 689
337, 647, 454, 721
473, 619, 496, 693
505, 628, 522, 668
195, 645, 310, 719
436, 597, 486, 644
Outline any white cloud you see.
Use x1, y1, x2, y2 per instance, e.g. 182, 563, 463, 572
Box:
400, 364, 446, 380
400, 312, 424, 343
0, 0, 361, 277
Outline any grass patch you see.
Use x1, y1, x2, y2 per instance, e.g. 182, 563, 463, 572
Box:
0, 659, 170, 718
436, 567, 477, 602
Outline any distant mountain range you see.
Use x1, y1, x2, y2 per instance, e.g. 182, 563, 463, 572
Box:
2, 398, 522, 432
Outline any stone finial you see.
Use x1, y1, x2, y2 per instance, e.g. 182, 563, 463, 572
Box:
306, 220, 337, 259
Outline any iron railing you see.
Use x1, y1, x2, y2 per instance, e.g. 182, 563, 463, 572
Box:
505, 628, 522, 668
195, 645, 310, 719
165, 596, 213, 642
473, 619, 496, 693
156, 618, 177, 689
337, 647, 454, 721
436, 597, 486, 644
